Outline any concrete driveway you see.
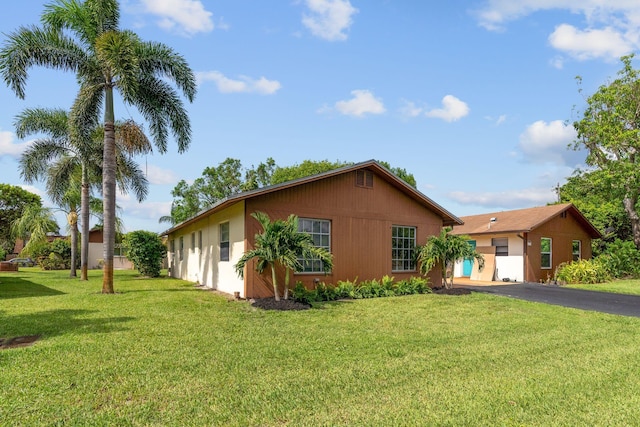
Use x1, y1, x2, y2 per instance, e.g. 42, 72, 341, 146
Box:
460, 282, 640, 318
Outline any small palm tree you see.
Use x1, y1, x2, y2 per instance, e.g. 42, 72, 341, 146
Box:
234, 212, 333, 301
11, 204, 59, 255
418, 227, 484, 289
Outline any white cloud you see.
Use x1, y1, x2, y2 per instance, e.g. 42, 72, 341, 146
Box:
425, 95, 470, 122
0, 129, 30, 158
448, 187, 556, 209
331, 90, 386, 117
474, 1, 640, 62
549, 24, 633, 61
196, 71, 282, 95
144, 164, 179, 185
518, 120, 585, 166
302, 0, 358, 41
140, 0, 214, 36
399, 100, 424, 118
19, 185, 46, 199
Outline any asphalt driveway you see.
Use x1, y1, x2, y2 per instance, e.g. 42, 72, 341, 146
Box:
461, 282, 640, 318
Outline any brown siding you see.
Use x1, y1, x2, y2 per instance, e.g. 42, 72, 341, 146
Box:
525, 211, 593, 283
243, 170, 443, 297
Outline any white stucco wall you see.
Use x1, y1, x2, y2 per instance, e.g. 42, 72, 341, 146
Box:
167, 201, 245, 297
454, 233, 525, 281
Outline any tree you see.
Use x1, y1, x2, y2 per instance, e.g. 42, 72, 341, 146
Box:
234, 212, 333, 301
0, 184, 42, 254
16, 107, 151, 279
417, 227, 484, 289
10, 204, 59, 255
123, 230, 166, 278
270, 159, 350, 184
573, 55, 640, 249
378, 161, 417, 188
0, 0, 196, 293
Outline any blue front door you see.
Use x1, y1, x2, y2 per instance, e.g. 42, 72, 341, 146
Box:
462, 240, 476, 276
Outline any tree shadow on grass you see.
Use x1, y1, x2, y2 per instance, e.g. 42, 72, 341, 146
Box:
0, 277, 65, 299
0, 309, 134, 341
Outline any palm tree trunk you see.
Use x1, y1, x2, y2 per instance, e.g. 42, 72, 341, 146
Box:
68, 211, 78, 278
271, 264, 280, 301
284, 268, 290, 300
80, 165, 90, 280
102, 85, 116, 294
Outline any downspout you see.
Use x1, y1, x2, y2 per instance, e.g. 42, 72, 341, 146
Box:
520, 232, 528, 282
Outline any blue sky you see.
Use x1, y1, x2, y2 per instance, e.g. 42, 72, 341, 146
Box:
0, 0, 637, 233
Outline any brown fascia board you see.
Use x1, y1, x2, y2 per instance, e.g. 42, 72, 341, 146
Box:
159, 159, 462, 235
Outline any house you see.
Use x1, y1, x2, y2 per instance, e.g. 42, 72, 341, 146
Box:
87, 228, 133, 270
161, 160, 462, 298
451, 203, 601, 283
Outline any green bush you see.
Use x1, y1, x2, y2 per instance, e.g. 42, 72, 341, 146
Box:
0, 247, 6, 261
123, 230, 167, 277
600, 240, 640, 278
555, 258, 611, 284
27, 239, 74, 270
334, 280, 356, 299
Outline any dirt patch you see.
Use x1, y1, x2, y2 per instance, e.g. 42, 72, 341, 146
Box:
433, 288, 472, 296
250, 298, 311, 311
0, 335, 40, 350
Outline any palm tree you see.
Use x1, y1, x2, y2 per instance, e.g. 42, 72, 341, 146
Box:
0, 0, 196, 293
16, 107, 151, 280
235, 212, 333, 301
417, 227, 484, 289
11, 204, 59, 255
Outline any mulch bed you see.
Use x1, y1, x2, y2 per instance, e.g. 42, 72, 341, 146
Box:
0, 335, 40, 350
249, 298, 311, 311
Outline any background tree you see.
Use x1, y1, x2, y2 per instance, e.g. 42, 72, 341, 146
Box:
0, 0, 196, 293
0, 184, 42, 254
418, 227, 484, 289
122, 230, 166, 278
572, 55, 640, 249
10, 204, 59, 255
270, 159, 350, 184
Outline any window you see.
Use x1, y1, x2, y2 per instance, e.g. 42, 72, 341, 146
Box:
541, 237, 552, 269
191, 232, 195, 251
572, 240, 581, 262
356, 170, 373, 188
179, 236, 184, 261
491, 238, 508, 256
170, 239, 175, 266
392, 226, 416, 271
298, 218, 331, 273
220, 222, 230, 262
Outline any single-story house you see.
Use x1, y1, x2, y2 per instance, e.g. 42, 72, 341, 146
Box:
161, 160, 463, 298
88, 228, 133, 270
451, 203, 601, 283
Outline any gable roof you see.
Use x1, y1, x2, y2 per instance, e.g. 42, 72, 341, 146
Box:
451, 203, 601, 238
161, 160, 462, 235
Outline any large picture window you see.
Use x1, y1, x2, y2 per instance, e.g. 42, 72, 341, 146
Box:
220, 222, 230, 262
541, 237, 552, 269
298, 218, 331, 273
392, 226, 416, 271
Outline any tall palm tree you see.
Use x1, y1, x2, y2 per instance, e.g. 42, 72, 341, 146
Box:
417, 227, 485, 289
0, 0, 196, 293
17, 107, 152, 280
10, 204, 59, 255
235, 212, 333, 301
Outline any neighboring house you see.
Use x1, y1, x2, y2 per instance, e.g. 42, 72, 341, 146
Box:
88, 228, 133, 270
451, 203, 601, 283
161, 160, 462, 298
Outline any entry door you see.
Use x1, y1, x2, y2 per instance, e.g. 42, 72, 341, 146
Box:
462, 240, 476, 276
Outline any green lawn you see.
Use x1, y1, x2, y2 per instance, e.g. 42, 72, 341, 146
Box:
567, 279, 640, 295
2, 269, 640, 426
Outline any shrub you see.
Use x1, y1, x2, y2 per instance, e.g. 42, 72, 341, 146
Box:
555, 258, 611, 284
291, 282, 318, 304
123, 231, 167, 278
28, 239, 74, 270
600, 240, 640, 278
0, 247, 6, 261
334, 280, 356, 299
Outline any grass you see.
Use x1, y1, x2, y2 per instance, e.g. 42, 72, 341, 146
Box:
2, 269, 640, 425
567, 279, 640, 295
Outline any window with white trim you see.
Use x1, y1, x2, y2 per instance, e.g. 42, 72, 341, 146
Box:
392, 226, 416, 271
572, 240, 581, 262
298, 218, 331, 273
179, 236, 184, 261
191, 232, 195, 252
220, 222, 230, 262
541, 237, 552, 269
